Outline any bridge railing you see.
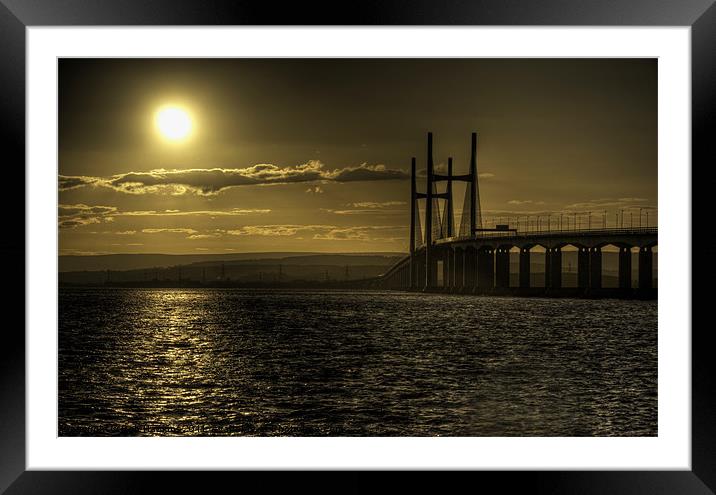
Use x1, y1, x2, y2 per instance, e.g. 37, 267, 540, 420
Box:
480, 211, 657, 232
380, 253, 411, 278
434, 226, 657, 244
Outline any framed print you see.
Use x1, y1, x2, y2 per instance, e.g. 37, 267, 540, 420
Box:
3, 0, 715, 493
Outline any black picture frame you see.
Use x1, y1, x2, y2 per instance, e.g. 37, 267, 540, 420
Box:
2, 0, 713, 493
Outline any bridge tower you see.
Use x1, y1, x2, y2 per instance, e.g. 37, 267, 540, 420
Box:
469, 132, 478, 236
424, 132, 435, 289
401, 131, 484, 291
409, 157, 417, 289
446, 157, 454, 237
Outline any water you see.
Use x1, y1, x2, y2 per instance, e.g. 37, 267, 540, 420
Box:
59, 288, 657, 436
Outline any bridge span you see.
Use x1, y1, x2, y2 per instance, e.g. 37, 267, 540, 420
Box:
374, 132, 657, 297
378, 227, 657, 297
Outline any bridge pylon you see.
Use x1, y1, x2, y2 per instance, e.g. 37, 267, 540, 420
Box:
411, 131, 481, 291
409, 157, 417, 289
424, 132, 434, 289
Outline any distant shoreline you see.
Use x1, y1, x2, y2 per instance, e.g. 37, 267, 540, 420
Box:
58, 252, 405, 273
58, 282, 657, 300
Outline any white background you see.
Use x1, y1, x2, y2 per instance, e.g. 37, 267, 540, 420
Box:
26, 27, 690, 470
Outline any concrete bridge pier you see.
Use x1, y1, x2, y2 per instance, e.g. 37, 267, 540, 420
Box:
454, 247, 465, 291
519, 248, 530, 288
619, 247, 632, 289
477, 247, 494, 290
417, 253, 425, 290
441, 249, 451, 290
589, 247, 602, 289
465, 247, 478, 291
447, 249, 455, 289
578, 247, 590, 288
425, 255, 438, 291
639, 246, 653, 289
495, 247, 510, 288
547, 247, 562, 289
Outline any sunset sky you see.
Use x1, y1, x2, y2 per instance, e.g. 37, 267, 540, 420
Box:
58, 58, 657, 255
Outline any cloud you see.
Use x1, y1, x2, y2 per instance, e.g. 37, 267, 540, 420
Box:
225, 225, 333, 237
58, 203, 118, 229
141, 228, 198, 234
186, 233, 222, 240
59, 176, 99, 191
59, 217, 103, 229
507, 200, 545, 206
59, 249, 112, 256
222, 224, 403, 242
322, 209, 380, 215
313, 225, 403, 242
59, 204, 117, 217
322, 209, 406, 216
104, 162, 324, 195
327, 163, 408, 182
322, 201, 408, 215
58, 204, 271, 229
564, 198, 653, 211
305, 186, 324, 194
60, 161, 408, 196
347, 201, 406, 208
116, 208, 271, 217
313, 228, 371, 241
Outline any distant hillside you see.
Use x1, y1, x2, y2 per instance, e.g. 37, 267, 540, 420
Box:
58, 251, 656, 288
59, 252, 405, 273
191, 254, 404, 267
58, 252, 404, 285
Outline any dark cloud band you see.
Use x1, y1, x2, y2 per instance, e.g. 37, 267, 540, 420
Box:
59, 161, 408, 196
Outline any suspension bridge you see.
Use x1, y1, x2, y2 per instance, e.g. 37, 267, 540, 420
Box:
374, 132, 657, 297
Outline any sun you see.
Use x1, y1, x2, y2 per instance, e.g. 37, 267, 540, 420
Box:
155, 106, 193, 141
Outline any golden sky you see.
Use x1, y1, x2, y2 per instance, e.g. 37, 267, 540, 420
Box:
58, 59, 657, 255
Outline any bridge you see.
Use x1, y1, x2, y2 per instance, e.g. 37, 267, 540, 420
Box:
375, 132, 657, 297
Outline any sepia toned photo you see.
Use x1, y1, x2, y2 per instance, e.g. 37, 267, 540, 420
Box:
58, 58, 657, 437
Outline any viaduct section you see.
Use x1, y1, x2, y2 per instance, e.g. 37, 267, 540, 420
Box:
376, 132, 658, 298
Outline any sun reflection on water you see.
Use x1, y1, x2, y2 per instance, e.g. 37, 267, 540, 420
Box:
59, 288, 658, 437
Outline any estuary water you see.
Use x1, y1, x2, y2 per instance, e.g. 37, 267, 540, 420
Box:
58, 288, 657, 436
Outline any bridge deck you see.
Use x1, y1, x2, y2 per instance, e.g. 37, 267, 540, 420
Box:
432, 226, 657, 245
379, 227, 657, 294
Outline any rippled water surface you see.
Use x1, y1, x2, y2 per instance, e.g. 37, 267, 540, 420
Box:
59, 288, 657, 436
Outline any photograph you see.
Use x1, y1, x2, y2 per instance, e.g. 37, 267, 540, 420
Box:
57, 57, 658, 438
